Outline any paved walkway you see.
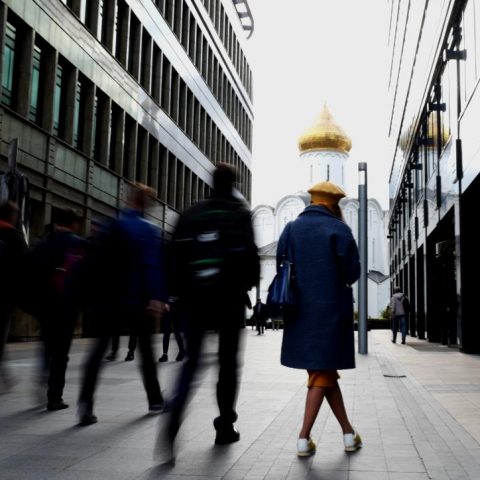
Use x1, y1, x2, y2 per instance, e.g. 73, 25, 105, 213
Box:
1, 329, 480, 479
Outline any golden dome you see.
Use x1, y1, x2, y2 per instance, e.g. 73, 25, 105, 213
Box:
298, 104, 352, 154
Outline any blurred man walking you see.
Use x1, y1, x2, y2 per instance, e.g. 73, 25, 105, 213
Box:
0, 201, 26, 392
28, 208, 86, 410
78, 184, 167, 425
165, 165, 259, 457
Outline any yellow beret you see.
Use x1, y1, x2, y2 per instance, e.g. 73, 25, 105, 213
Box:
308, 181, 346, 205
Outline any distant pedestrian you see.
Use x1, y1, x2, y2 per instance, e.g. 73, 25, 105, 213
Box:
105, 332, 138, 362
278, 181, 362, 457
78, 184, 168, 425
271, 314, 281, 331
158, 298, 185, 363
253, 298, 267, 335
28, 208, 87, 410
164, 165, 259, 459
0, 201, 27, 392
390, 287, 410, 344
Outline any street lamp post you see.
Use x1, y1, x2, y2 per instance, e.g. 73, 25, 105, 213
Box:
358, 162, 368, 354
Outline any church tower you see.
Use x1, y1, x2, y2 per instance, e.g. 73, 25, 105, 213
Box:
298, 104, 351, 191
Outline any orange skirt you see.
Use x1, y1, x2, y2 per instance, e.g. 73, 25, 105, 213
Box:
307, 370, 340, 388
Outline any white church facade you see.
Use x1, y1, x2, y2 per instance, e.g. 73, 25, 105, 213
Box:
252, 105, 390, 318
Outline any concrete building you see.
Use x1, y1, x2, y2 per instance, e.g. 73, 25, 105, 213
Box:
252, 105, 390, 318
0, 0, 253, 337
387, 0, 480, 353
0, 0, 253, 236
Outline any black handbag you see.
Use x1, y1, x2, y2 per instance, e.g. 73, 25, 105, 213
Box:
267, 224, 296, 314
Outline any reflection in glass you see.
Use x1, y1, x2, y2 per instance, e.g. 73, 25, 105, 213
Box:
1, 22, 16, 106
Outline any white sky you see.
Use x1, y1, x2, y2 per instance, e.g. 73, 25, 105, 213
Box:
245, 0, 391, 210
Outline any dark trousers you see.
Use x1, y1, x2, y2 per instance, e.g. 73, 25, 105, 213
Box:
40, 311, 77, 403
0, 309, 12, 384
392, 315, 407, 342
110, 333, 137, 354
0, 309, 11, 362
79, 311, 162, 409
162, 314, 185, 355
256, 317, 265, 334
170, 300, 243, 436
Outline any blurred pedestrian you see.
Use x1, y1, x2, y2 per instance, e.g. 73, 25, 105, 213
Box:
28, 208, 87, 410
105, 332, 137, 362
252, 298, 267, 335
158, 298, 185, 363
278, 181, 362, 457
164, 165, 259, 457
390, 286, 409, 344
85, 221, 138, 363
78, 184, 168, 425
0, 201, 27, 392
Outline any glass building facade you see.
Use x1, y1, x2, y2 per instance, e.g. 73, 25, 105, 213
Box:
0, 0, 253, 238
388, 0, 480, 353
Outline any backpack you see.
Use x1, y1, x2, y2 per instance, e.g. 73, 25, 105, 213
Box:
179, 207, 257, 293
402, 295, 411, 315
52, 245, 86, 296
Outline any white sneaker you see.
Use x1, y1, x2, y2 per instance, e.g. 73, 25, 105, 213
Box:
343, 429, 362, 452
297, 437, 316, 457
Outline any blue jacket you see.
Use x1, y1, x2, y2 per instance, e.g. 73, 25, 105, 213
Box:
278, 205, 360, 371
114, 209, 167, 310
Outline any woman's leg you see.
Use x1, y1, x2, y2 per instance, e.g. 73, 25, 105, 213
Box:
325, 383, 354, 434
392, 317, 399, 342
299, 386, 326, 439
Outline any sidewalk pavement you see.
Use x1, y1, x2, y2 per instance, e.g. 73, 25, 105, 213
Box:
1, 329, 480, 479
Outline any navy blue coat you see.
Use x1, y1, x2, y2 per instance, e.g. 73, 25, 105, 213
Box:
278, 205, 360, 371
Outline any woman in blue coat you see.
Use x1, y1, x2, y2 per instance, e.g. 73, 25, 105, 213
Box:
277, 181, 362, 457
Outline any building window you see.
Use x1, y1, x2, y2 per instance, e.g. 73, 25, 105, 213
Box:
73, 79, 82, 149
165, 0, 174, 27
53, 64, 64, 137
156, 0, 165, 16
127, 14, 141, 80
136, 126, 147, 182
1, 22, 16, 107
97, 0, 104, 42
109, 102, 123, 172
173, 0, 182, 39
28, 45, 42, 122
80, 0, 87, 23
161, 57, 171, 113
167, 152, 176, 207
140, 31, 152, 93
94, 90, 110, 163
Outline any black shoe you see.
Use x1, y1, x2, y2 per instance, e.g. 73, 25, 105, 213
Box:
213, 416, 240, 445
125, 351, 134, 361
215, 426, 240, 445
47, 400, 69, 411
392, 339, 396, 343
105, 352, 117, 361
401, 340, 406, 344
176, 351, 185, 362
79, 411, 98, 426
149, 402, 164, 414
158, 354, 168, 363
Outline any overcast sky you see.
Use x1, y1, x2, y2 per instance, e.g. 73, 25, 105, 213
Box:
245, 0, 390, 209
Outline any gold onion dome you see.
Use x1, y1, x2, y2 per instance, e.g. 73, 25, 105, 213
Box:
298, 104, 352, 154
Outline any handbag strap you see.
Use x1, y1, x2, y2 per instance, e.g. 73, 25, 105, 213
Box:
282, 222, 294, 263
